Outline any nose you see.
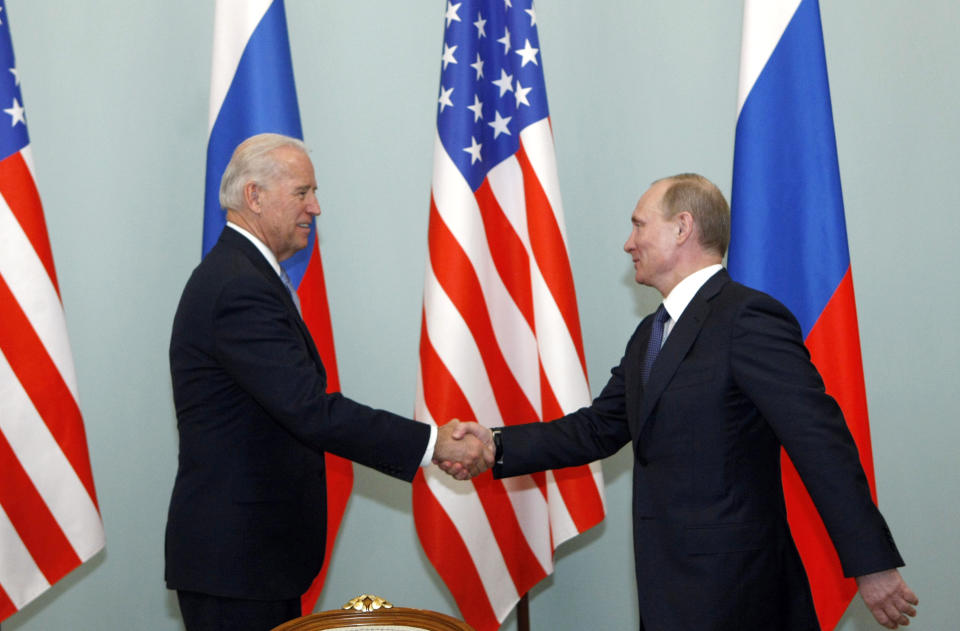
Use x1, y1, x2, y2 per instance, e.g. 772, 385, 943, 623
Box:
307, 193, 321, 216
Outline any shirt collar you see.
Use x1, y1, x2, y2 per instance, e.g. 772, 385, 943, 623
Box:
662, 264, 723, 323
226, 222, 282, 277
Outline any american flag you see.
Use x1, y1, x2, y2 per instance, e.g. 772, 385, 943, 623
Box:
412, 2, 605, 629
0, 1, 104, 621
203, 0, 349, 614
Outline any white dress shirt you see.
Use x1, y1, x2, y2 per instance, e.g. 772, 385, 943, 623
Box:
659, 264, 724, 346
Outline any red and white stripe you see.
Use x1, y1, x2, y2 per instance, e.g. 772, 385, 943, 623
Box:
413, 119, 605, 631
0, 146, 104, 621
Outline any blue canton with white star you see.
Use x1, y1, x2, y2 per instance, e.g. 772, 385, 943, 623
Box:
0, 1, 30, 162
437, 0, 549, 191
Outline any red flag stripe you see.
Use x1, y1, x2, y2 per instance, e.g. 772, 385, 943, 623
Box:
0, 504, 48, 611
418, 312, 479, 425
0, 149, 103, 622
516, 137, 588, 375
417, 310, 556, 612
428, 201, 540, 425
474, 177, 536, 332
0, 429, 81, 583
0, 275, 98, 504
0, 349, 102, 563
295, 239, 354, 614
416, 134, 605, 624
804, 269, 875, 494
413, 473, 501, 631
0, 582, 16, 622
418, 316, 549, 592
298, 241, 340, 391
785, 269, 869, 627
538, 364, 606, 532
430, 152, 543, 418
485, 143, 592, 419
416, 45, 605, 623
0, 199, 80, 404
0, 151, 59, 295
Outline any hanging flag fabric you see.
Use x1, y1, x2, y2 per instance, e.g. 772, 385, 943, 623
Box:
729, 1, 877, 628
204, 0, 349, 613
413, 2, 606, 629
0, 1, 105, 621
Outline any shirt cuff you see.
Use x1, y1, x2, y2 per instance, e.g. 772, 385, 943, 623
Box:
419, 423, 439, 467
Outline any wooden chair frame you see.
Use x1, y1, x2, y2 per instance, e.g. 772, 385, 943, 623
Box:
271, 596, 475, 631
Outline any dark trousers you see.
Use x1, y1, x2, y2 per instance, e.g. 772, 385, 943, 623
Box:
176, 590, 301, 631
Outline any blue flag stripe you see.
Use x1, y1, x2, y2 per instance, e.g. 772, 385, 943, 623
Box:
202, 0, 312, 287
729, 0, 849, 338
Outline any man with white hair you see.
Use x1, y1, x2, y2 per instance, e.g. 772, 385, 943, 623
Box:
166, 133, 492, 631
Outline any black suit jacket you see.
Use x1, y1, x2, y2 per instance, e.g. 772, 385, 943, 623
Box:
166, 228, 430, 600
495, 270, 902, 631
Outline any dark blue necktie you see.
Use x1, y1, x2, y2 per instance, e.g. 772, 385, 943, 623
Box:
641, 304, 669, 385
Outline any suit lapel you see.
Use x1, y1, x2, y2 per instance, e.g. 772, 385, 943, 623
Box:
219, 229, 324, 364
632, 270, 729, 444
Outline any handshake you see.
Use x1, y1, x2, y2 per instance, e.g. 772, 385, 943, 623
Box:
431, 419, 495, 480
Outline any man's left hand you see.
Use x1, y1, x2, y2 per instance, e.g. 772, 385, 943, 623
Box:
856, 568, 918, 628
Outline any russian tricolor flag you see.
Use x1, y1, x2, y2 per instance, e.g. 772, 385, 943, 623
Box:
203, 0, 349, 614
729, 1, 877, 628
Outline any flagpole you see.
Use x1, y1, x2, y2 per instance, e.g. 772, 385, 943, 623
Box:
517, 594, 529, 631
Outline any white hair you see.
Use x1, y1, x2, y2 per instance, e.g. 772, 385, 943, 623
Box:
219, 133, 309, 211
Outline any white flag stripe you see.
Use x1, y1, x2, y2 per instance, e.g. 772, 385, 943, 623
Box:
415, 362, 518, 612
0, 505, 49, 609
486, 153, 590, 413
423, 468, 520, 618
412, 358, 437, 428
486, 135, 591, 414
422, 259, 503, 428
432, 138, 541, 415
208, 0, 273, 130
415, 331, 532, 621
531, 266, 591, 410
487, 156, 533, 253
0, 351, 104, 560
501, 476, 553, 574
20, 145, 37, 181
519, 120, 569, 244
737, 0, 802, 116
0, 196, 79, 400
587, 461, 606, 509
544, 470, 580, 544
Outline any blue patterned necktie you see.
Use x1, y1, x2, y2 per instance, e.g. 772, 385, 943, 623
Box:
279, 268, 302, 316
641, 304, 670, 385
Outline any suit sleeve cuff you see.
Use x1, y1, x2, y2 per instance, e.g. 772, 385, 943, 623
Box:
419, 424, 438, 467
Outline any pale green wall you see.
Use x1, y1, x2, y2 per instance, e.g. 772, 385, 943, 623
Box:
5, 1, 956, 629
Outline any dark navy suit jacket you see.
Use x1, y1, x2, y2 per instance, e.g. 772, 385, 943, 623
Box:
166, 227, 430, 600
495, 270, 902, 631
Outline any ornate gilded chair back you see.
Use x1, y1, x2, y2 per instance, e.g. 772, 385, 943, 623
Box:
271, 594, 476, 631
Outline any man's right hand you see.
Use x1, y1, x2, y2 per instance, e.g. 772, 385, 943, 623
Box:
432, 419, 494, 480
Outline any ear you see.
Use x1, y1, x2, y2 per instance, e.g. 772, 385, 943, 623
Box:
675, 212, 694, 245
243, 181, 261, 213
